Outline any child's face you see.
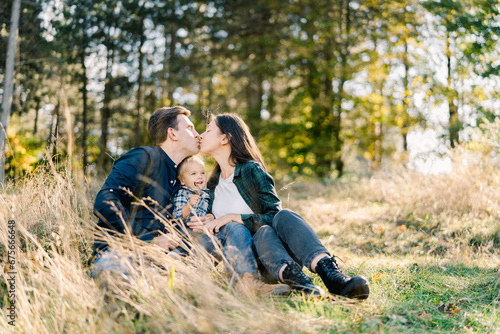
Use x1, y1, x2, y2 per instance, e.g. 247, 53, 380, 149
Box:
180, 161, 207, 189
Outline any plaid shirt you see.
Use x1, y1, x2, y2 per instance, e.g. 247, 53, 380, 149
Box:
173, 185, 210, 221
208, 161, 282, 234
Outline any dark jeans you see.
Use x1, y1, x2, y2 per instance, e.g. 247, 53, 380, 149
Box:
253, 209, 330, 281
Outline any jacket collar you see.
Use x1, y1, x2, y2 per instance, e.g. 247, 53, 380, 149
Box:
234, 162, 242, 178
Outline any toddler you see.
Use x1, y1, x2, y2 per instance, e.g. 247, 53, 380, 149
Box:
171, 155, 212, 256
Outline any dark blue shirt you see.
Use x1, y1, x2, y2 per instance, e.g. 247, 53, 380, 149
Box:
93, 146, 180, 255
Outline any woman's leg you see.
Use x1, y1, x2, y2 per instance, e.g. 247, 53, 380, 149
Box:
271, 209, 330, 271
254, 225, 325, 296
272, 209, 370, 299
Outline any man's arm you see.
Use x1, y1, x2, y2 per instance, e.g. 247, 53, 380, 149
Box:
94, 147, 150, 237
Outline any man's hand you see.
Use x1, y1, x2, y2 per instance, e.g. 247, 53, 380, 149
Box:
151, 233, 182, 251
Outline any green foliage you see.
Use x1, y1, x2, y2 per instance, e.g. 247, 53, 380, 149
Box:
4, 128, 45, 179
2, 0, 500, 180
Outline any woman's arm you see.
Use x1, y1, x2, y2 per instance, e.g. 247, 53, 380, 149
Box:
237, 162, 282, 233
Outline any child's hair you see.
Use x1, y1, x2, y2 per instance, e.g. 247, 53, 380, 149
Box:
177, 155, 205, 180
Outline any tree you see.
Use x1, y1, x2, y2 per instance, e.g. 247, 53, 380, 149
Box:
0, 0, 21, 185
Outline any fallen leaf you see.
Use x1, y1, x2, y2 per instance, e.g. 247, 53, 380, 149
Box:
437, 302, 462, 317
396, 225, 407, 232
372, 272, 384, 281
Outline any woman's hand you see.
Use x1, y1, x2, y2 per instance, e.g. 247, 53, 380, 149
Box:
187, 215, 211, 234
204, 214, 243, 234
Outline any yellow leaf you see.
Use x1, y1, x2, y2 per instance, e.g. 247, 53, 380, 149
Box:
396, 225, 407, 232
372, 272, 384, 281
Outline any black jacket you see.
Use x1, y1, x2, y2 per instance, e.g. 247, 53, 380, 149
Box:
92, 146, 180, 256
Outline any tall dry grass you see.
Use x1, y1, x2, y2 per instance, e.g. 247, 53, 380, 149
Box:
0, 164, 314, 333
1, 122, 500, 332
285, 145, 500, 263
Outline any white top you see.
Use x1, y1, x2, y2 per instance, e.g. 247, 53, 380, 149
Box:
212, 173, 254, 218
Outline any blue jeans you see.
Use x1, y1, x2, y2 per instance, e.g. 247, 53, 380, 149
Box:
89, 250, 132, 279
253, 209, 330, 280
197, 222, 258, 276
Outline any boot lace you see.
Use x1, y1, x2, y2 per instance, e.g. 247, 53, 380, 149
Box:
283, 262, 311, 287
320, 257, 350, 284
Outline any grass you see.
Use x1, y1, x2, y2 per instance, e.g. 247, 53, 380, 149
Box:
1, 151, 500, 333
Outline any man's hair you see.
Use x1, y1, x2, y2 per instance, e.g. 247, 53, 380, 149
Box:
177, 155, 205, 182
148, 106, 191, 145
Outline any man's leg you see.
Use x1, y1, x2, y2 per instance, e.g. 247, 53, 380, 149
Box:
90, 250, 133, 279
218, 222, 291, 298
218, 222, 258, 276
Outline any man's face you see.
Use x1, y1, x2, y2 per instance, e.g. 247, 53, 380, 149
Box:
173, 115, 200, 155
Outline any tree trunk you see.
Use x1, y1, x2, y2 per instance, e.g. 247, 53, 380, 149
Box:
0, 0, 21, 185
446, 31, 460, 148
60, 86, 73, 162
402, 38, 410, 152
135, 19, 145, 146
48, 98, 60, 158
165, 26, 177, 106
331, 0, 352, 177
81, 50, 88, 174
97, 46, 114, 171
33, 96, 40, 135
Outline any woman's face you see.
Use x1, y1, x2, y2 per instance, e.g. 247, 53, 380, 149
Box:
199, 120, 225, 156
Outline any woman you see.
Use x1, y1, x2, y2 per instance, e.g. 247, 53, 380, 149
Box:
191, 114, 369, 299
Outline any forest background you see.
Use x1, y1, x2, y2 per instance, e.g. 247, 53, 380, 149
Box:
1, 0, 499, 183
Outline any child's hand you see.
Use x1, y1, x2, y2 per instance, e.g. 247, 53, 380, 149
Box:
188, 194, 200, 206
205, 214, 215, 221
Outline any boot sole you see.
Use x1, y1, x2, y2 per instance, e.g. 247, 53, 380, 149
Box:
340, 276, 370, 300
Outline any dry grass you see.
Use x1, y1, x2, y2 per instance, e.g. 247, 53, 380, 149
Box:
1, 147, 500, 333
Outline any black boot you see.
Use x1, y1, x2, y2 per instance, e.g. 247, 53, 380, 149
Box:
282, 261, 325, 296
315, 257, 370, 299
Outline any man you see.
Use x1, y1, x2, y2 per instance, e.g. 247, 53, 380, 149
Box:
90, 106, 199, 278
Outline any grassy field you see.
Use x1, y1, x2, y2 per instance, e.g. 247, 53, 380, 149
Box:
1, 149, 500, 333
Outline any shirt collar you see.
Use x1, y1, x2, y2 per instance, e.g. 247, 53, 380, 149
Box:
157, 146, 178, 170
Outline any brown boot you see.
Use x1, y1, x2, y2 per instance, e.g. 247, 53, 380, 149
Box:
235, 273, 291, 298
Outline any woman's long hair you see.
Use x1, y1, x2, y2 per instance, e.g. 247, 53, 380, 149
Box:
208, 113, 266, 187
